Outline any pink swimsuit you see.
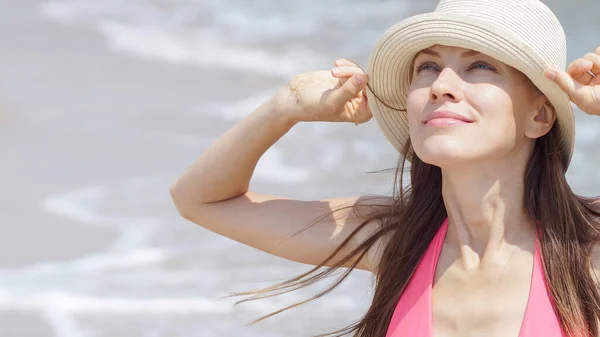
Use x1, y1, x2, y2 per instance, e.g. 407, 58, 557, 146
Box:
385, 217, 566, 337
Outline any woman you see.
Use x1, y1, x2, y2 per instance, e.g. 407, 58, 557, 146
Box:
170, 0, 600, 336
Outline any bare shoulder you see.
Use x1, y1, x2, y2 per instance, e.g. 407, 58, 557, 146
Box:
348, 195, 395, 273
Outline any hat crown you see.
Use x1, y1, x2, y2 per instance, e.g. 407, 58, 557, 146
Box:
435, 0, 567, 70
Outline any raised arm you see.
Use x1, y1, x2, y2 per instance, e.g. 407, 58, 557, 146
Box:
170, 60, 389, 272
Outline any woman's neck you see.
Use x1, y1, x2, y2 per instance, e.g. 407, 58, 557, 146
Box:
440, 159, 536, 270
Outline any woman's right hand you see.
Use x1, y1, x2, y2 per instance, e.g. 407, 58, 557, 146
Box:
272, 58, 373, 125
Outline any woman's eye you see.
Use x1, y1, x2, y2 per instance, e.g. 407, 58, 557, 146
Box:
471, 62, 495, 71
416, 63, 437, 72
415, 61, 495, 73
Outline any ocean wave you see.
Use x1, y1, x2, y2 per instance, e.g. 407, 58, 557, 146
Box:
37, 0, 415, 77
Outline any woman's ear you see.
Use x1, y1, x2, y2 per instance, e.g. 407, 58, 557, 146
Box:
525, 100, 556, 139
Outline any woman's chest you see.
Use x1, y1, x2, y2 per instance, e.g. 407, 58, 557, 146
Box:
430, 246, 535, 337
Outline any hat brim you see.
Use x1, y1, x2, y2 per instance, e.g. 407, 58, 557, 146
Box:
366, 12, 575, 169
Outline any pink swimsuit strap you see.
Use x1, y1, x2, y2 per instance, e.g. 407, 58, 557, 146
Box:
385, 217, 566, 337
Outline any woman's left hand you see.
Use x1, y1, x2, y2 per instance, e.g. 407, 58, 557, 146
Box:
544, 46, 600, 116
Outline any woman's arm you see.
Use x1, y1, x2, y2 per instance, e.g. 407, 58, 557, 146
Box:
170, 67, 388, 272
170, 98, 295, 207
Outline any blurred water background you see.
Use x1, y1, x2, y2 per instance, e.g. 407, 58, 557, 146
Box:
0, 0, 598, 336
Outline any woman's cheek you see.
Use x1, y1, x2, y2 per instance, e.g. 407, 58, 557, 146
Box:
470, 86, 512, 115
406, 88, 429, 126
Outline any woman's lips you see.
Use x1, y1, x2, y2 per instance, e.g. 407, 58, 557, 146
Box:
425, 118, 472, 126
423, 110, 474, 126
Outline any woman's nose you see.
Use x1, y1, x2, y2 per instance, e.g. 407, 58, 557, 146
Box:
429, 68, 464, 104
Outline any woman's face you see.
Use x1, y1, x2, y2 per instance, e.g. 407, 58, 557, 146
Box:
406, 44, 554, 167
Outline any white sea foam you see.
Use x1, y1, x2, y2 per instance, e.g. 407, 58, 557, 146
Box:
39, 179, 167, 265
201, 91, 277, 121
0, 291, 234, 315
7, 139, 367, 335
37, 0, 415, 80
19, 248, 168, 277
42, 309, 90, 337
40, 177, 164, 228
253, 148, 311, 184
38, 1, 325, 78
26, 177, 168, 280
99, 22, 321, 78
42, 185, 108, 226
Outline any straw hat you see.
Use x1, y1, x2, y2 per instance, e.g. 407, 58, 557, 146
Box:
366, 0, 575, 169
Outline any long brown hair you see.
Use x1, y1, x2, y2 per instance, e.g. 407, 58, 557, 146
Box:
229, 103, 600, 337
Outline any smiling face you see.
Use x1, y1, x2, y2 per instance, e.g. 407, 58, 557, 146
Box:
406, 44, 555, 168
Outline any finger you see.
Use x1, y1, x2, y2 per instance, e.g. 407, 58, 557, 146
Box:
356, 97, 373, 123
595, 46, 600, 55
327, 73, 368, 108
349, 98, 373, 125
544, 68, 586, 101
567, 58, 594, 84
352, 90, 373, 125
583, 52, 600, 76
334, 58, 359, 67
331, 66, 365, 78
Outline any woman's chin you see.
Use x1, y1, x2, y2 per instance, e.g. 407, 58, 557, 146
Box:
414, 141, 477, 166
